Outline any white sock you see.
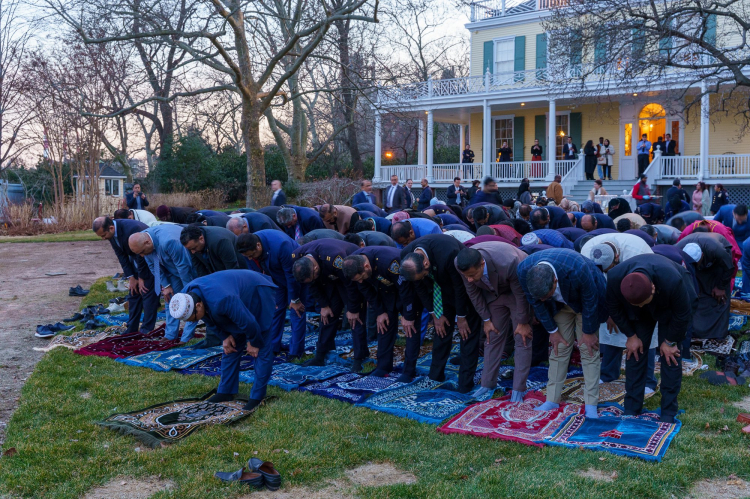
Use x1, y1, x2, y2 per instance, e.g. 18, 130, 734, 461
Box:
585, 404, 599, 418
473, 386, 490, 398
534, 401, 560, 411
510, 390, 525, 403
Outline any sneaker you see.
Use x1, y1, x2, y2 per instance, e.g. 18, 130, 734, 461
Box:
49, 322, 75, 332
107, 303, 126, 314
106, 281, 118, 292
35, 325, 55, 338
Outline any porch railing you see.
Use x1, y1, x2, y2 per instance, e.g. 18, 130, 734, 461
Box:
555, 159, 578, 178
660, 156, 701, 179
708, 154, 750, 177
380, 165, 426, 182
487, 161, 548, 181
560, 157, 585, 196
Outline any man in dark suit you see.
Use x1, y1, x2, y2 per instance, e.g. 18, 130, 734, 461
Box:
276, 205, 325, 241
292, 239, 369, 372
125, 183, 149, 210
237, 230, 307, 357
663, 133, 678, 156
562, 137, 578, 160
471, 204, 509, 228
580, 213, 617, 232
352, 179, 377, 205
446, 177, 467, 209
517, 249, 608, 418
186, 212, 232, 228
352, 216, 392, 236
179, 225, 246, 277
400, 234, 482, 393
271, 180, 287, 206
530, 206, 573, 230
155, 205, 197, 223
353, 202, 387, 217
606, 254, 697, 423
652, 136, 665, 158
456, 243, 533, 401
468, 177, 504, 206
92, 216, 158, 334
226, 212, 281, 235
417, 178, 433, 211
384, 175, 408, 213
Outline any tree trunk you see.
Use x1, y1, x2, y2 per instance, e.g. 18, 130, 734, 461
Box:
243, 101, 268, 208
334, 18, 363, 173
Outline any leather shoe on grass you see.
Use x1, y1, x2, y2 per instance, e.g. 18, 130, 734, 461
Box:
248, 458, 281, 491
84, 320, 108, 329
63, 312, 84, 322
214, 468, 264, 488
35, 326, 56, 339
69, 285, 90, 297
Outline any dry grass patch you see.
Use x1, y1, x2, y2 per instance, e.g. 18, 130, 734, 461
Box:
577, 468, 616, 483
688, 476, 750, 499
82, 476, 174, 499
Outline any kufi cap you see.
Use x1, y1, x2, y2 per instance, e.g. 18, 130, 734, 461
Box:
621, 272, 652, 304
590, 243, 615, 269
521, 233, 540, 246
169, 293, 194, 321
682, 243, 702, 262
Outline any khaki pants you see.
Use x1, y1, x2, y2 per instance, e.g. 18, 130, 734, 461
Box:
546, 305, 600, 406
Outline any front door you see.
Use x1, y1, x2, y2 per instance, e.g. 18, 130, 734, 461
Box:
620, 122, 636, 180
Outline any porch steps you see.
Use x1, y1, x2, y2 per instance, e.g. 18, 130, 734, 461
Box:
566, 179, 640, 205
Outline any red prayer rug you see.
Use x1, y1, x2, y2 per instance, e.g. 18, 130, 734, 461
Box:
75, 325, 200, 359
437, 392, 582, 447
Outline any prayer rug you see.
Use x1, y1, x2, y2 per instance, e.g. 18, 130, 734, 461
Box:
75, 325, 191, 359
693, 336, 735, 356
177, 353, 288, 377
355, 376, 495, 425
543, 414, 681, 462
437, 392, 582, 447
499, 366, 582, 395
96, 391, 261, 448
654, 353, 706, 376
415, 344, 484, 381
238, 363, 351, 391
299, 373, 407, 404
95, 311, 167, 327
729, 314, 749, 332
116, 346, 223, 372
731, 298, 750, 315
699, 370, 747, 386
32, 329, 119, 352
541, 377, 656, 404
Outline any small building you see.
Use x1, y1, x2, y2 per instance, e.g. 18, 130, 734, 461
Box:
73, 164, 127, 198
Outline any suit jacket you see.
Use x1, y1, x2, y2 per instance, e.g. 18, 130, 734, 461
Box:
532, 206, 573, 230
323, 205, 356, 235
457, 241, 532, 325
652, 141, 666, 157
204, 214, 231, 227
169, 206, 197, 224
384, 184, 408, 212
183, 270, 277, 348
139, 224, 196, 293
484, 204, 509, 225
437, 213, 470, 230
258, 206, 282, 222
365, 216, 392, 236
606, 254, 697, 342
469, 189, 503, 206
351, 246, 407, 316
359, 231, 397, 247
110, 219, 149, 278
284, 205, 325, 239
400, 234, 472, 318
353, 203, 386, 217
251, 229, 301, 303
676, 233, 734, 290
417, 186, 433, 211
557, 227, 586, 243
352, 191, 377, 206
446, 184, 467, 206
241, 212, 281, 232
190, 226, 246, 278
299, 229, 345, 241
292, 239, 362, 312
272, 190, 287, 206
517, 248, 607, 335
126, 192, 149, 210
533, 229, 574, 249
562, 142, 578, 160
664, 139, 678, 156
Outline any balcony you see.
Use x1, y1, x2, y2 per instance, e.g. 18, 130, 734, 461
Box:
469, 0, 568, 22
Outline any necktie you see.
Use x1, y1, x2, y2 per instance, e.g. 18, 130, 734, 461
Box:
388, 186, 395, 208
294, 224, 301, 240
146, 252, 161, 297
431, 274, 443, 318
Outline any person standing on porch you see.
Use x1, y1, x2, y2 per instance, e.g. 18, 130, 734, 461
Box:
584, 140, 597, 181
563, 136, 578, 160
602, 139, 615, 180
462, 144, 474, 179
546, 175, 563, 205
652, 136, 665, 160
636, 134, 652, 178
530, 139, 543, 178
663, 133, 678, 156
596, 137, 606, 180
497, 141, 512, 163
417, 178, 433, 211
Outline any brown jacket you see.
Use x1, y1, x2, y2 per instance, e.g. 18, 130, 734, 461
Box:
547, 182, 563, 205
323, 205, 356, 234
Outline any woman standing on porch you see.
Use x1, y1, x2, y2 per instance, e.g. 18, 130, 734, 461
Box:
530, 139, 543, 178
602, 139, 615, 180
583, 140, 597, 180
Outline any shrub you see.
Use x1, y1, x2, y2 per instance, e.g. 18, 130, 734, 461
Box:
148, 132, 218, 192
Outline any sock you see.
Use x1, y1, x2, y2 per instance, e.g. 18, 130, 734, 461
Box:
369, 369, 388, 377
510, 390, 525, 403
585, 404, 599, 418
534, 401, 559, 412
351, 358, 364, 372
243, 398, 263, 411
473, 386, 491, 398
208, 393, 234, 403
395, 373, 414, 383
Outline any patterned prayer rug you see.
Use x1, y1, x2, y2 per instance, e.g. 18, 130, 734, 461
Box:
238, 363, 351, 391
619, 352, 706, 376
541, 377, 657, 404
95, 311, 167, 327
543, 414, 682, 462
96, 391, 262, 448
32, 329, 119, 352
729, 314, 749, 332
731, 298, 750, 315
116, 346, 223, 372
299, 373, 407, 404
497, 366, 582, 395
177, 353, 288, 377
75, 325, 192, 359
693, 336, 735, 356
355, 376, 495, 425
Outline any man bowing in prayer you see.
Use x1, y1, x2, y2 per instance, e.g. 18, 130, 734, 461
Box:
170, 269, 278, 412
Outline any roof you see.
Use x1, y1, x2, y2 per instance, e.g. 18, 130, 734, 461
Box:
73, 163, 127, 179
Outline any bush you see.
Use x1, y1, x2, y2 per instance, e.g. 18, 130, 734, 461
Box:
264, 146, 288, 185
147, 189, 227, 211
148, 132, 218, 192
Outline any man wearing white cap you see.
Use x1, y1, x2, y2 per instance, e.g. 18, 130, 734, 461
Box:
170, 269, 278, 411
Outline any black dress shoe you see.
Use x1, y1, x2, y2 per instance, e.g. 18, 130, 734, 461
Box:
449, 355, 460, 366
69, 285, 90, 297
395, 373, 414, 383
243, 398, 263, 412
302, 357, 325, 367
351, 358, 364, 373
63, 313, 84, 322
214, 468, 264, 488
93, 304, 110, 315
248, 458, 281, 491
84, 320, 108, 329
369, 369, 388, 377
207, 393, 235, 403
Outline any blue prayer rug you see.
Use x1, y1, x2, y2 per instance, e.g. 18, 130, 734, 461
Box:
95, 311, 167, 327
238, 363, 351, 391
299, 373, 407, 404
415, 344, 484, 381
544, 414, 681, 462
729, 314, 749, 332
496, 366, 582, 394
116, 346, 223, 372
356, 376, 495, 424
177, 353, 288, 377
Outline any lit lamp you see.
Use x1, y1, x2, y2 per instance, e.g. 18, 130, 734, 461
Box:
384, 151, 393, 159
559, 130, 565, 136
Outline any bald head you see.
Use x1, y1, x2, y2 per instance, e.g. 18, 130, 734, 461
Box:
226, 217, 248, 236
128, 232, 154, 256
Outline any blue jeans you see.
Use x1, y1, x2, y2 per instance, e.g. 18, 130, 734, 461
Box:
218, 330, 274, 400
270, 286, 307, 357
600, 344, 657, 390
597, 163, 603, 179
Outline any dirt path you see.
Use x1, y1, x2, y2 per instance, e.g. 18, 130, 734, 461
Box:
0, 240, 119, 446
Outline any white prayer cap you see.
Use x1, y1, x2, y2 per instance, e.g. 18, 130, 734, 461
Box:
521, 233, 540, 246
169, 293, 194, 321
683, 243, 702, 263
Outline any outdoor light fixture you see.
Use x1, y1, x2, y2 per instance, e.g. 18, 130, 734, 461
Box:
559, 130, 565, 136
384, 151, 393, 159
633, 93, 638, 96
521, 102, 525, 106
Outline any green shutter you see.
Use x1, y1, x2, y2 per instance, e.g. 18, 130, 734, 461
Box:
632, 25, 645, 58
535, 115, 547, 161
514, 36, 526, 82
569, 30, 583, 76
536, 33, 547, 79
570, 112, 582, 155
594, 36, 607, 74
705, 14, 717, 46
513, 116, 525, 162
483, 40, 494, 74
659, 19, 673, 56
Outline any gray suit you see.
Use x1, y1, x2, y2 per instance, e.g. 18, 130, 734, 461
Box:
456, 241, 533, 392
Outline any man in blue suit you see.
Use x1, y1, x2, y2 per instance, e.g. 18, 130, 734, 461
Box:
517, 249, 608, 418
170, 270, 277, 411
129, 224, 199, 343
352, 216, 392, 236
391, 218, 443, 247
353, 203, 386, 217
276, 206, 325, 241
226, 212, 281, 235
125, 183, 149, 210
525, 229, 574, 250
237, 230, 307, 357
271, 180, 287, 206
93, 216, 158, 334
417, 178, 433, 211
530, 206, 573, 230
352, 179, 377, 205
714, 204, 749, 246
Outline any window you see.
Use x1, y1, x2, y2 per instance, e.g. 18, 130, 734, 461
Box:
494, 117, 514, 162
105, 179, 120, 196
494, 38, 515, 82
624, 123, 633, 157
555, 114, 569, 160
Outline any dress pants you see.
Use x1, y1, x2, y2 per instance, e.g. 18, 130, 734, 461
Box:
126, 264, 158, 334
741, 238, 750, 296
217, 329, 274, 401
373, 293, 422, 375
531, 322, 550, 366
637, 154, 650, 176
270, 285, 307, 357
600, 344, 657, 391
428, 303, 482, 393
315, 285, 368, 361
480, 294, 531, 393
366, 304, 378, 342
546, 305, 600, 406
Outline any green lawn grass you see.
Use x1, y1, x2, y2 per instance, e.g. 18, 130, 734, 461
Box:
2, 278, 750, 498
0, 230, 99, 243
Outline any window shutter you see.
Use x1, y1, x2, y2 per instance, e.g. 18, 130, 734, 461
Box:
659, 19, 673, 56
536, 33, 547, 79
594, 36, 607, 74
535, 115, 547, 161
631, 25, 645, 58
569, 30, 583, 76
514, 36, 526, 81
483, 40, 494, 74
705, 14, 717, 46
570, 113, 582, 153
513, 116, 525, 162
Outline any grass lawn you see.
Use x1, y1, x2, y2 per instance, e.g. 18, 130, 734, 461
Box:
0, 230, 99, 243
2, 278, 750, 498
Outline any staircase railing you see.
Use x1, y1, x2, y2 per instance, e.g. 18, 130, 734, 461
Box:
559, 156, 585, 197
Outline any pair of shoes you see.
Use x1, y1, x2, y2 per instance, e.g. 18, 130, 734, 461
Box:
105, 281, 119, 292
35, 325, 56, 338
214, 468, 264, 488
116, 281, 130, 292
69, 285, 89, 297
63, 312, 84, 322
84, 319, 108, 329
248, 458, 281, 491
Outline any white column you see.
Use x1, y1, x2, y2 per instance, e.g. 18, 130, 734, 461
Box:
373, 113, 382, 182
418, 119, 425, 166
483, 100, 492, 177
426, 110, 434, 182
459, 124, 466, 164
546, 98, 557, 181
700, 81, 709, 181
